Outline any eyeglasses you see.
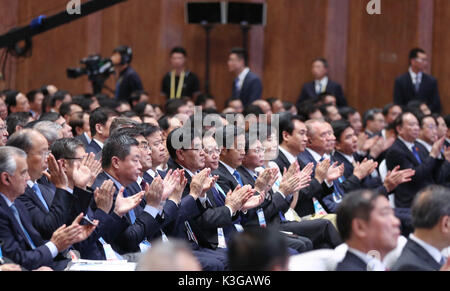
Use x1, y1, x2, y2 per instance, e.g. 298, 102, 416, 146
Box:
0, 126, 7, 132
65, 157, 84, 161
251, 148, 266, 154
31, 150, 51, 159
139, 142, 150, 150
204, 148, 222, 155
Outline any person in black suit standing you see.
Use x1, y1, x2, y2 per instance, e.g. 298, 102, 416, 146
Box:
336, 189, 401, 271
392, 185, 450, 271
394, 48, 442, 114
297, 58, 347, 108
228, 47, 263, 107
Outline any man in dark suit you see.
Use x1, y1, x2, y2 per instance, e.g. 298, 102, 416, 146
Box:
394, 48, 442, 114
164, 127, 238, 270
86, 107, 118, 155
297, 58, 347, 108
385, 112, 444, 209
228, 47, 262, 107
392, 185, 450, 271
336, 189, 401, 271
89, 134, 178, 256
6, 130, 88, 238
0, 146, 97, 271
236, 131, 341, 250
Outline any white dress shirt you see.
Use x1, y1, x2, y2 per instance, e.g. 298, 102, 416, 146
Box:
315, 76, 328, 94
409, 67, 423, 87
236, 67, 250, 91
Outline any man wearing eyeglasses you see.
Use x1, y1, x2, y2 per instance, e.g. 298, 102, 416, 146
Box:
394, 48, 442, 114
6, 130, 87, 240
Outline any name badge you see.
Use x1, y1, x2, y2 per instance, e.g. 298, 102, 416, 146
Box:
161, 231, 169, 243
234, 224, 244, 232
99, 237, 123, 261
257, 208, 267, 228
139, 240, 152, 253
217, 228, 227, 249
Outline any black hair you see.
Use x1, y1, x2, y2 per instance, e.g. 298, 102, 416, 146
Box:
336, 189, 382, 241
26, 89, 42, 103
166, 126, 201, 161
6, 112, 32, 135
165, 98, 188, 117
39, 112, 61, 122
312, 57, 329, 68
230, 47, 248, 66
228, 228, 289, 271
278, 112, 304, 144
51, 138, 84, 161
409, 48, 426, 63
171, 46, 187, 56
331, 119, 353, 142
339, 107, 357, 121
362, 108, 382, 128
102, 134, 139, 169
89, 107, 118, 137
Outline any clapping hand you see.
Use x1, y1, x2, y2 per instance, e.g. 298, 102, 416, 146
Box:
114, 186, 144, 217
145, 177, 164, 208
44, 153, 68, 190
94, 179, 115, 214
325, 161, 345, 182
169, 170, 187, 204
383, 166, 415, 193
190, 168, 211, 199
81, 152, 102, 187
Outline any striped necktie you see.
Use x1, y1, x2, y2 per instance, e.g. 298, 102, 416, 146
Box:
10, 204, 36, 249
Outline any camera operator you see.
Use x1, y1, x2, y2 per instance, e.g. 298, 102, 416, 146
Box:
111, 46, 143, 104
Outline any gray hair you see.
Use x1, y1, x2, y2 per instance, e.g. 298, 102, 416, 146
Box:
33, 121, 62, 145
6, 129, 37, 152
0, 146, 27, 176
135, 239, 199, 271
412, 185, 450, 229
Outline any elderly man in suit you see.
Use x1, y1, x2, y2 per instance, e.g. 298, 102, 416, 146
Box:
385, 112, 445, 209
394, 48, 442, 114
336, 189, 401, 271
0, 146, 97, 270
297, 58, 347, 108
392, 185, 450, 271
228, 47, 262, 107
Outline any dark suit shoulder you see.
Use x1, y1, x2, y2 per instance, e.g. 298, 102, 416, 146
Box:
335, 251, 367, 271
391, 239, 442, 271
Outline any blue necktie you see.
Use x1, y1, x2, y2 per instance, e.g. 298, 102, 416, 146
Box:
122, 189, 136, 224
32, 184, 49, 212
411, 145, 422, 164
10, 204, 36, 249
211, 184, 226, 206
233, 170, 244, 187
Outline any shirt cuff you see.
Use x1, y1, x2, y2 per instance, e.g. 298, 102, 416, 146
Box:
144, 205, 160, 218
199, 196, 208, 207
45, 242, 59, 258
324, 179, 333, 188
225, 205, 234, 217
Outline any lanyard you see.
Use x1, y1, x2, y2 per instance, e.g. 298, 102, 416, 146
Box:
170, 70, 185, 99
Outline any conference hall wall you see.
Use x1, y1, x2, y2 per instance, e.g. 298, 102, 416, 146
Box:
0, 0, 448, 114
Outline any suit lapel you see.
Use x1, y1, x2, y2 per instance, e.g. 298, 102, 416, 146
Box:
395, 139, 420, 167
407, 239, 442, 270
